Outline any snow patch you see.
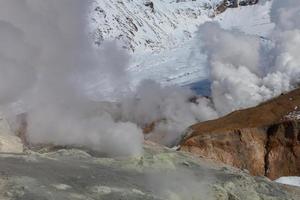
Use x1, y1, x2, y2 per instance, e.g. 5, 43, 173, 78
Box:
275, 177, 300, 187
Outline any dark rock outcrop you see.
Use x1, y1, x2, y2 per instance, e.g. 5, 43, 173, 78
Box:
216, 0, 259, 14
265, 121, 300, 179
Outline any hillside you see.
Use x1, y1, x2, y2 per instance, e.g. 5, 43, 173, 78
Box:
182, 88, 300, 140
90, 0, 222, 52
180, 88, 300, 179
89, 0, 273, 88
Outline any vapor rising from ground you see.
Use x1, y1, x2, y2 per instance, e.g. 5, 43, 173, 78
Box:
0, 0, 218, 155
198, 0, 300, 115
0, 0, 143, 156
0, 0, 299, 155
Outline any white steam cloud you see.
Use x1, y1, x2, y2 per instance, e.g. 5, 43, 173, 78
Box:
0, 0, 218, 154
0, 0, 143, 156
0, 0, 300, 154
197, 0, 300, 115
270, 0, 300, 84
118, 80, 218, 146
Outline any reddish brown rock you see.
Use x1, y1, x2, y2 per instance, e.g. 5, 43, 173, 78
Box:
181, 88, 300, 180
181, 121, 300, 180
181, 128, 267, 176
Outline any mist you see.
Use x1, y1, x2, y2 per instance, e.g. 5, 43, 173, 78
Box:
0, 0, 144, 156
0, 0, 299, 155
146, 168, 215, 199
0, 0, 218, 155
196, 0, 300, 115
118, 80, 218, 146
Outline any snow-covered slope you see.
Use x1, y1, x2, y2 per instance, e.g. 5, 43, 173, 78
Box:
90, 0, 223, 52
90, 0, 275, 89
215, 1, 274, 37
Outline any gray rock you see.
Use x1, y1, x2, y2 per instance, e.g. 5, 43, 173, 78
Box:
0, 142, 299, 200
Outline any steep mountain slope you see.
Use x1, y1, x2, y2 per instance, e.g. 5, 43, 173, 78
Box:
90, 0, 274, 88
90, 0, 222, 52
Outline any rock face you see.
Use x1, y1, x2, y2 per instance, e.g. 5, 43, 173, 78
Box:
180, 89, 300, 180
266, 121, 300, 180
181, 128, 267, 177
181, 121, 300, 180
0, 142, 299, 200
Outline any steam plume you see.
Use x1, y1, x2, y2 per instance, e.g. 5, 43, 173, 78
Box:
197, 0, 300, 115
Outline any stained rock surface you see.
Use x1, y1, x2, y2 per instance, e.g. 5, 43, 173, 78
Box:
181, 88, 300, 180
0, 142, 299, 200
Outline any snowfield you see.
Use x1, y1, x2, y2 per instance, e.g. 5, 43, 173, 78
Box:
90, 0, 223, 52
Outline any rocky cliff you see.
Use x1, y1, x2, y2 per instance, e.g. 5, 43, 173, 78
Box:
180, 88, 300, 180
